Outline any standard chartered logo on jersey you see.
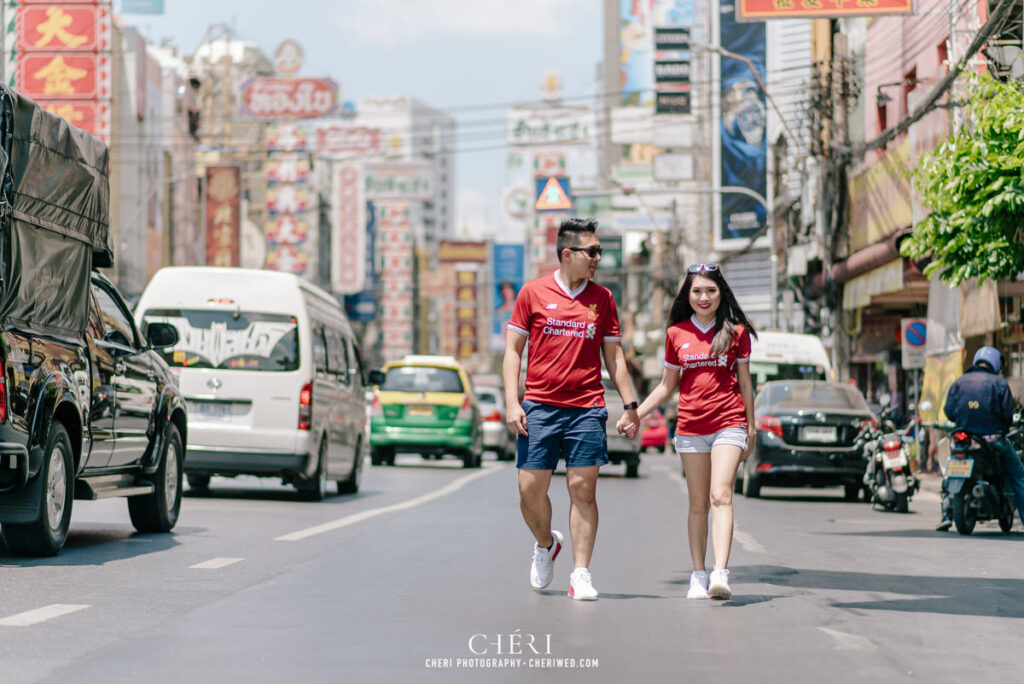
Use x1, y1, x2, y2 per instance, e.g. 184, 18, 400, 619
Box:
542, 317, 597, 339
678, 353, 728, 369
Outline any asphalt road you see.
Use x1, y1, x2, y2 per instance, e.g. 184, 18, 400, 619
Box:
0, 448, 1022, 683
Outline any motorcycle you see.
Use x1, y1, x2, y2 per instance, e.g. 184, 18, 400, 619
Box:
857, 409, 918, 513
943, 428, 1017, 535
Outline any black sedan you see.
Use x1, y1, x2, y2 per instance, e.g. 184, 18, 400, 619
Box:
739, 380, 875, 500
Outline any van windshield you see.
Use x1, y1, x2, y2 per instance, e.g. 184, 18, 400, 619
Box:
749, 361, 827, 388
142, 309, 299, 371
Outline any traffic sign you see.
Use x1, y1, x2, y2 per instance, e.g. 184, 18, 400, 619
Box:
535, 176, 572, 212
901, 318, 926, 369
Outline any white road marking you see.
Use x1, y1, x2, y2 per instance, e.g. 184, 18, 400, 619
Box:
190, 557, 244, 570
0, 604, 89, 627
817, 627, 877, 652
276, 465, 501, 541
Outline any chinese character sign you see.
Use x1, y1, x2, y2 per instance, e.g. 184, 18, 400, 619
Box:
205, 166, 240, 267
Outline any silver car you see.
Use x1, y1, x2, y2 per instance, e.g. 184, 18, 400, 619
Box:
476, 386, 515, 461
601, 371, 641, 478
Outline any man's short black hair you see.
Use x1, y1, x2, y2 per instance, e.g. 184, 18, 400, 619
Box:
556, 217, 598, 262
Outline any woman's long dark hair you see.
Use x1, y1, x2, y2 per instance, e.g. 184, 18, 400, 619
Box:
668, 268, 758, 357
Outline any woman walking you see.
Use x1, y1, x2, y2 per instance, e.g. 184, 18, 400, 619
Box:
620, 264, 757, 599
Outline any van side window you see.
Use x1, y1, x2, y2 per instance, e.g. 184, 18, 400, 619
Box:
325, 329, 350, 384
349, 341, 365, 386
312, 325, 328, 374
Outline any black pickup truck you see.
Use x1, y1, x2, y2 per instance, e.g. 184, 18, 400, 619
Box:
0, 86, 188, 556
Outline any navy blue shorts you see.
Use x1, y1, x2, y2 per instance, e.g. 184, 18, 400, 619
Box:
517, 400, 609, 470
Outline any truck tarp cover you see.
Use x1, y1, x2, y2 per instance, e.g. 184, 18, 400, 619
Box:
0, 86, 110, 339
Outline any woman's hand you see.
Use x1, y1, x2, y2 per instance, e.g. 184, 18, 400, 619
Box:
741, 423, 756, 461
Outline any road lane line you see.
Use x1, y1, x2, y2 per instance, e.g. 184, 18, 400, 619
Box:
817, 627, 877, 652
190, 557, 244, 570
0, 604, 89, 627
275, 465, 502, 541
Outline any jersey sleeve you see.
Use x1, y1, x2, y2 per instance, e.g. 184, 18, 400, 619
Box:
735, 326, 751, 363
602, 290, 621, 342
663, 328, 681, 371
507, 283, 531, 337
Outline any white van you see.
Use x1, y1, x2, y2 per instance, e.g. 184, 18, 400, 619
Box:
748, 332, 833, 390
134, 267, 367, 499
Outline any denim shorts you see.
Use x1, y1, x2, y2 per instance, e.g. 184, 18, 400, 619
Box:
517, 400, 609, 470
673, 427, 749, 454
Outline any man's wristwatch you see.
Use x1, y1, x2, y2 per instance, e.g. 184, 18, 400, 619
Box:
623, 401, 639, 411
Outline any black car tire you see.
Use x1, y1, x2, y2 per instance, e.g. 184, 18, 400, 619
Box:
999, 502, 1014, 533
624, 455, 639, 479
298, 441, 330, 501
3, 423, 74, 557
337, 438, 363, 494
129, 422, 184, 533
952, 491, 976, 535
187, 474, 211, 492
843, 484, 860, 502
462, 449, 482, 469
370, 446, 393, 466
742, 464, 761, 498
894, 491, 909, 513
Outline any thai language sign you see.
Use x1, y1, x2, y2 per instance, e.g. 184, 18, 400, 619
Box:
737, 0, 912, 20
240, 77, 339, 119
363, 162, 434, 200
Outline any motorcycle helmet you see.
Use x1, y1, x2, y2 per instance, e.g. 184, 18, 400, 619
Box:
973, 346, 1003, 373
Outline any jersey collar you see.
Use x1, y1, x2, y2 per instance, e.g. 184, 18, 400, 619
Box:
690, 314, 715, 334
554, 269, 589, 299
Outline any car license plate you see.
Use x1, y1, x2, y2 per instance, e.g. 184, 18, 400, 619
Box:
189, 402, 231, 419
946, 458, 974, 478
408, 405, 433, 417
801, 426, 837, 442
881, 449, 908, 469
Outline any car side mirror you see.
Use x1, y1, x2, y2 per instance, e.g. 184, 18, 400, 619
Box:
146, 322, 179, 349
368, 369, 385, 386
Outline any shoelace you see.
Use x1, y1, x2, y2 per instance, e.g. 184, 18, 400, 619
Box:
573, 569, 592, 585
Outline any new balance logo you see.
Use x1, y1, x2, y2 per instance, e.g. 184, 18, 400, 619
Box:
545, 303, 557, 310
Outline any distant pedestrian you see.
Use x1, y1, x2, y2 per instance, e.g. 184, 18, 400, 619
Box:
622, 263, 756, 600
504, 217, 640, 601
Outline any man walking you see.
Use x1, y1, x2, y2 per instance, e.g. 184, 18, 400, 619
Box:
503, 217, 640, 600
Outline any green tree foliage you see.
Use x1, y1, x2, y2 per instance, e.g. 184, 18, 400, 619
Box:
901, 73, 1024, 285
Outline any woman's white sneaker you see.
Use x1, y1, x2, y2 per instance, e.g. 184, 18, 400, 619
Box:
529, 530, 563, 590
687, 570, 710, 599
708, 569, 732, 600
568, 568, 599, 600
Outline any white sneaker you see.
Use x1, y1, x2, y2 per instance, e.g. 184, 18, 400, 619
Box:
568, 568, 599, 600
686, 570, 709, 599
529, 530, 563, 590
708, 569, 732, 600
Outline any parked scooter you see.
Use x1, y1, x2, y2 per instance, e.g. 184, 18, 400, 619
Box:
857, 408, 918, 512
943, 427, 1018, 535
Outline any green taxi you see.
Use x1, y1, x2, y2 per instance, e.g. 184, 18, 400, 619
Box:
368, 355, 484, 468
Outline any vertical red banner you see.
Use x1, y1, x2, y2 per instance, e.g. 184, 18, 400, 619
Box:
205, 166, 240, 267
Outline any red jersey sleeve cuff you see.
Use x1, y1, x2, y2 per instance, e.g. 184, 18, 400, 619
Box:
736, 356, 750, 363
507, 324, 529, 337
604, 335, 621, 342
664, 361, 681, 370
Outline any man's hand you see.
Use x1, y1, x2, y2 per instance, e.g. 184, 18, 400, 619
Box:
616, 410, 640, 440
507, 403, 528, 436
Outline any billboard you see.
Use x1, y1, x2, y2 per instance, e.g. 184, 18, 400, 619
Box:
344, 202, 378, 323
717, 3, 767, 246
619, 0, 693, 107
737, 0, 912, 20
330, 163, 366, 293
491, 244, 524, 352
363, 162, 434, 200
205, 166, 241, 267
241, 77, 339, 119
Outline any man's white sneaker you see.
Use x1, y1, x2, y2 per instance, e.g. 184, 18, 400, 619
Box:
568, 568, 599, 600
529, 530, 563, 590
708, 569, 732, 600
686, 570, 709, 599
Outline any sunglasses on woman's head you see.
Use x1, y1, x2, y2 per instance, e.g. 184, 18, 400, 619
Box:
687, 263, 719, 274
567, 246, 603, 258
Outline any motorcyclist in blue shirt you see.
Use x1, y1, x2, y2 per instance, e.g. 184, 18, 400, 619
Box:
936, 346, 1024, 531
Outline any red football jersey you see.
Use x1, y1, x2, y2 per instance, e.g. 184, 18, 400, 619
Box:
508, 271, 621, 408
664, 316, 751, 435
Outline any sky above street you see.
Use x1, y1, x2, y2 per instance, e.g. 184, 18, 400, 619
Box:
117, 0, 603, 237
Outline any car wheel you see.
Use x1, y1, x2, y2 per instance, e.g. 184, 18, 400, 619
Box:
298, 441, 330, 501
3, 423, 74, 556
843, 483, 860, 502
187, 474, 211, 492
742, 464, 761, 498
370, 446, 393, 466
129, 422, 184, 533
337, 438, 363, 494
624, 455, 640, 479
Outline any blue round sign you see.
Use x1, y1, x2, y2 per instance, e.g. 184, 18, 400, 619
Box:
905, 320, 926, 347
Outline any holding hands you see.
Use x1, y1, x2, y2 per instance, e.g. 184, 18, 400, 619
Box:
616, 407, 641, 439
